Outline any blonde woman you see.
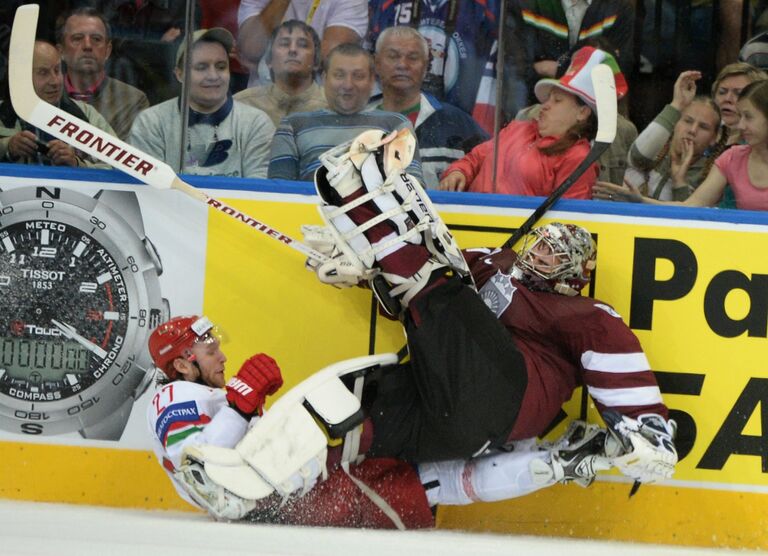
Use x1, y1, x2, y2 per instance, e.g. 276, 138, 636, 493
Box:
595, 79, 768, 211
618, 71, 721, 201
712, 62, 768, 147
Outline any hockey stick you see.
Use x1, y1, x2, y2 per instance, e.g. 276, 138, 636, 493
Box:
9, 4, 331, 264
501, 64, 617, 249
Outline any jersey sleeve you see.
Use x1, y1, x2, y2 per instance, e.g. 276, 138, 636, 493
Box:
237, 0, 266, 26
562, 302, 668, 420
267, 117, 301, 180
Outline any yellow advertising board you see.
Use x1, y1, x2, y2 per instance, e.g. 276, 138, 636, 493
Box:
0, 168, 767, 549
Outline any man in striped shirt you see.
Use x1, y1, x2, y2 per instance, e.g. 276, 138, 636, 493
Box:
267, 43, 423, 181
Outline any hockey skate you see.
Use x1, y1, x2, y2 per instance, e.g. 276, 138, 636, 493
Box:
530, 421, 611, 487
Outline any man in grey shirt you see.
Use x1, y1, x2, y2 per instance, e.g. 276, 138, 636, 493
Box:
130, 28, 275, 178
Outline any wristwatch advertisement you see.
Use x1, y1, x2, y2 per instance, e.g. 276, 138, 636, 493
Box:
0, 185, 169, 440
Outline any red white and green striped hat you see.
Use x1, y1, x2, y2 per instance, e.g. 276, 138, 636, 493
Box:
534, 46, 628, 111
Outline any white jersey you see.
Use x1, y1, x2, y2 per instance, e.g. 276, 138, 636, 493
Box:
237, 0, 369, 86
237, 0, 368, 38
146, 381, 250, 508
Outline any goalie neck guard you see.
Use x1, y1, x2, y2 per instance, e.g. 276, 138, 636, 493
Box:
513, 223, 596, 296
148, 315, 216, 380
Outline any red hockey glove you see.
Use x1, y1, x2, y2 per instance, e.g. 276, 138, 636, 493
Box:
225, 353, 283, 418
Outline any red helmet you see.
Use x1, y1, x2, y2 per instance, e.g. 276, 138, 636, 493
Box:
148, 315, 214, 379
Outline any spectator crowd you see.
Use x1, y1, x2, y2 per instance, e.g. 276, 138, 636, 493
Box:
2, 0, 768, 210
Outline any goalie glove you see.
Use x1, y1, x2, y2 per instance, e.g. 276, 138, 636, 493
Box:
603, 411, 678, 484
301, 224, 371, 287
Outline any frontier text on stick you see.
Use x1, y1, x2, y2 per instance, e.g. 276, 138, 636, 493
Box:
46, 115, 155, 176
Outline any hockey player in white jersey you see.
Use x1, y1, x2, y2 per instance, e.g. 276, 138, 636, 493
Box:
145, 314, 624, 525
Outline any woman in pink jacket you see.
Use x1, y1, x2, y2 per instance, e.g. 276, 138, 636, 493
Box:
440, 47, 626, 198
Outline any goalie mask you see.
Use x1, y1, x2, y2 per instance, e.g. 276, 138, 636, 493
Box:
513, 223, 596, 296
148, 315, 220, 379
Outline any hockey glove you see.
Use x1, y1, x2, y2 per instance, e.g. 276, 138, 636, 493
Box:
226, 353, 283, 418
603, 411, 678, 484
301, 224, 369, 287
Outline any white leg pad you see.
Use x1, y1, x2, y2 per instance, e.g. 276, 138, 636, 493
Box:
315, 166, 472, 309
236, 404, 328, 498
236, 354, 399, 495
182, 444, 274, 500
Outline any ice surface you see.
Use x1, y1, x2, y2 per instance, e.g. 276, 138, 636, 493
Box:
0, 499, 757, 556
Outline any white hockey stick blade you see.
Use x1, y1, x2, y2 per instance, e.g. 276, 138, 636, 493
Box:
590, 63, 618, 145
9, 4, 328, 264
10, 5, 178, 192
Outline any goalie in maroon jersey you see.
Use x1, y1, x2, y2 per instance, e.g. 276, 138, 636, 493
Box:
301, 128, 678, 491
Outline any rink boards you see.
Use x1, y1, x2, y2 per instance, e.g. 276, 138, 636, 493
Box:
0, 167, 767, 550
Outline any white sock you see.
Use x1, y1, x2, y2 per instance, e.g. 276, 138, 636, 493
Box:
418, 449, 555, 506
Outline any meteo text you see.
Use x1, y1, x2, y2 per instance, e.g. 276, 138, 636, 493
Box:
45, 115, 154, 176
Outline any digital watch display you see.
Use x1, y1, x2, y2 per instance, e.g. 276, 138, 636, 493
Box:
1, 338, 89, 381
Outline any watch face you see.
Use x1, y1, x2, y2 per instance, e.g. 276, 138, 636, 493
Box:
0, 219, 131, 400
0, 186, 165, 436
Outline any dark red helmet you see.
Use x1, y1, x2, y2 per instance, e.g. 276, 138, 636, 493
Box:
148, 315, 214, 379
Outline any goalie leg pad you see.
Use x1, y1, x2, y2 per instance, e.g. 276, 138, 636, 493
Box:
234, 355, 395, 497
316, 129, 467, 271
236, 404, 329, 498
315, 149, 471, 309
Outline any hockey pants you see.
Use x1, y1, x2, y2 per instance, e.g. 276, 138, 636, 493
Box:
367, 277, 528, 462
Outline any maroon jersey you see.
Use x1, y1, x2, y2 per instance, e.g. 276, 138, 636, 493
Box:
465, 248, 668, 441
